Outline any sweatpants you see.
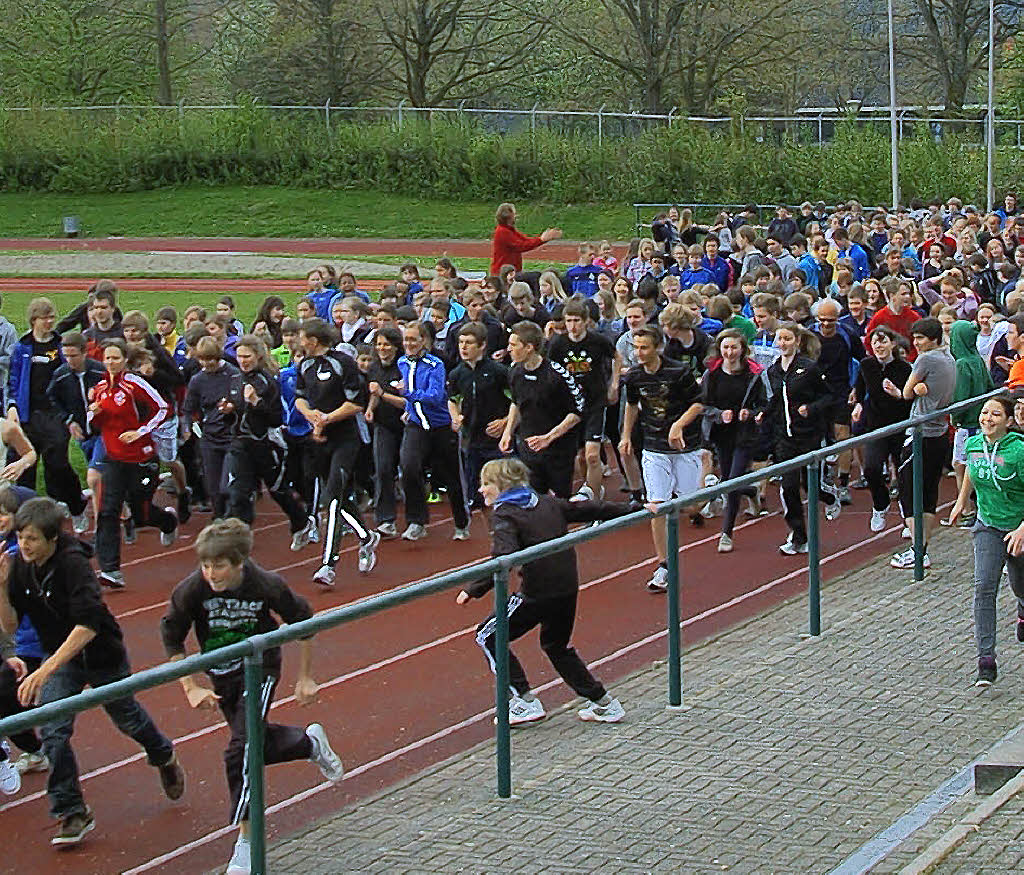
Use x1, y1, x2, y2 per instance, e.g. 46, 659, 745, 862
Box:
0, 657, 43, 757
284, 432, 315, 508
714, 437, 756, 537
475, 592, 606, 702
96, 460, 177, 573
862, 432, 904, 512
226, 439, 307, 534
17, 410, 86, 515
199, 440, 230, 518
313, 437, 371, 568
897, 433, 948, 517
973, 522, 1024, 660
400, 424, 469, 528
211, 671, 313, 825
516, 440, 575, 500
775, 438, 836, 546
371, 424, 402, 525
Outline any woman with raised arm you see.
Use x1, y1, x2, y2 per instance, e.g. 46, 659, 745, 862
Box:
490, 203, 562, 275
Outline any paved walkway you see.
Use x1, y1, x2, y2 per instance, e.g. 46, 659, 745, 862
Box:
266, 527, 1024, 874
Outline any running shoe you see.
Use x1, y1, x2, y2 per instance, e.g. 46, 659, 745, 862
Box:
357, 531, 380, 574
0, 744, 19, 796
508, 695, 546, 726
51, 807, 95, 847
312, 565, 336, 587
176, 487, 192, 525
14, 751, 48, 774
452, 526, 471, 541
306, 723, 345, 782
849, 476, 869, 489
870, 509, 886, 532
838, 487, 852, 506
578, 696, 625, 723
1017, 616, 1024, 643
123, 516, 137, 545
160, 507, 179, 547
745, 494, 767, 517
646, 565, 669, 592
901, 526, 911, 539
825, 499, 841, 521
226, 834, 251, 875
401, 523, 427, 541
976, 658, 997, 687
290, 518, 317, 552
717, 534, 733, 553
890, 548, 931, 570
779, 535, 808, 555
377, 521, 398, 539
570, 484, 595, 503
427, 490, 442, 504
98, 570, 125, 589
71, 511, 89, 535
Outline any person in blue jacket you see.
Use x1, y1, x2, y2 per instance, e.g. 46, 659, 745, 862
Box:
0, 485, 49, 789
701, 237, 733, 292
832, 227, 871, 282
564, 244, 602, 297
395, 321, 470, 542
677, 244, 716, 290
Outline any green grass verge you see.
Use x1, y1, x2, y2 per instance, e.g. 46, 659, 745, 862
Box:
0, 187, 636, 241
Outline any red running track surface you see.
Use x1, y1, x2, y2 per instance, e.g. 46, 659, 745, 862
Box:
0, 479, 956, 874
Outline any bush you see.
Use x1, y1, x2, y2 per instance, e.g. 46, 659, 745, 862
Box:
0, 105, 1013, 205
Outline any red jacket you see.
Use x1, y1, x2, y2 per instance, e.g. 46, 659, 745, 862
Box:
89, 371, 168, 464
491, 224, 544, 275
865, 306, 923, 361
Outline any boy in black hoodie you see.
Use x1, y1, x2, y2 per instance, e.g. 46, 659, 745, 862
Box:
456, 457, 632, 726
0, 497, 184, 848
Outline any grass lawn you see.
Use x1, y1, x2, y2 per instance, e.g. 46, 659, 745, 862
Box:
0, 187, 636, 241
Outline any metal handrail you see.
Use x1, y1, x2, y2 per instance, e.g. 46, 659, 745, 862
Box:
0, 387, 1000, 872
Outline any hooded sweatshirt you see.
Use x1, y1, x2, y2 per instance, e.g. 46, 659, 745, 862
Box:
963, 430, 1024, 530
949, 321, 994, 428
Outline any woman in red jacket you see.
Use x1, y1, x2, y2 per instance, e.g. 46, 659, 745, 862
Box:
490, 202, 563, 275
89, 339, 178, 588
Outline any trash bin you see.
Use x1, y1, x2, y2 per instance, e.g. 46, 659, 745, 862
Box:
62, 216, 81, 238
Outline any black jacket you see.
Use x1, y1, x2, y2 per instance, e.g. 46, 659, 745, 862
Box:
7, 534, 126, 669
233, 369, 283, 442
853, 355, 913, 428
764, 355, 834, 443
141, 333, 184, 404
700, 360, 769, 448
46, 358, 105, 431
466, 494, 632, 601
444, 313, 507, 362
183, 362, 242, 447
446, 358, 510, 447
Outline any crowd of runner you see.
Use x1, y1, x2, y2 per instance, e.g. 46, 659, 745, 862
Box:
0, 194, 1023, 871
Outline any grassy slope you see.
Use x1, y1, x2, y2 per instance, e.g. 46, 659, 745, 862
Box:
0, 187, 636, 240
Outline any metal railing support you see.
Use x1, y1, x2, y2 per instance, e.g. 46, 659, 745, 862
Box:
666, 510, 682, 707
244, 652, 267, 874
325, 99, 331, 137
912, 426, 925, 581
493, 567, 512, 798
807, 463, 821, 636
597, 103, 605, 147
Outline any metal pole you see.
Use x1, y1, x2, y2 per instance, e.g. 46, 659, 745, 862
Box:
912, 426, 926, 581
987, 0, 995, 212
244, 653, 267, 874
598, 103, 605, 147
397, 98, 405, 130
665, 510, 682, 707
325, 99, 331, 138
887, 0, 900, 209
807, 463, 821, 636
493, 568, 511, 799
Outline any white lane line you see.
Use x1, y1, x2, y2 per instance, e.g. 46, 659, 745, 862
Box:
123, 508, 908, 874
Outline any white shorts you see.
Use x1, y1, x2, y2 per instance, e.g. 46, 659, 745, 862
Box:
641, 449, 703, 503
953, 427, 979, 465
153, 415, 179, 464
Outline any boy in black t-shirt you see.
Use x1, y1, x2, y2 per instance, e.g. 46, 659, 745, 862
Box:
546, 300, 620, 500
161, 518, 344, 875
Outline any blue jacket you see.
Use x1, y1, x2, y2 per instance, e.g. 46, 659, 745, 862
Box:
326, 289, 370, 319
678, 267, 715, 291
403, 281, 424, 306
565, 264, 601, 297
309, 288, 336, 320
8, 331, 64, 421
398, 353, 451, 429
2, 515, 44, 659
701, 256, 731, 292
173, 337, 188, 367
836, 246, 870, 282
797, 253, 820, 292
279, 365, 312, 437
700, 316, 724, 335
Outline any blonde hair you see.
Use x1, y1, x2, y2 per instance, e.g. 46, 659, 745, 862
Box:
539, 271, 566, 302
480, 457, 531, 493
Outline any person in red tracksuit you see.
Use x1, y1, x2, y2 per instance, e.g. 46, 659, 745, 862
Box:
490, 202, 563, 275
88, 339, 178, 588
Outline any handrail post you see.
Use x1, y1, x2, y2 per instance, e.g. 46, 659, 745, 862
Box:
493, 567, 512, 798
666, 508, 682, 707
244, 651, 267, 873
912, 425, 925, 581
807, 462, 821, 636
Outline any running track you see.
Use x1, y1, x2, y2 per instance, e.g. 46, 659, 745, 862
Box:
0, 478, 957, 874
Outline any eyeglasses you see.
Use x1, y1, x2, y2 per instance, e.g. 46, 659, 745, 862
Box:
818, 317, 838, 323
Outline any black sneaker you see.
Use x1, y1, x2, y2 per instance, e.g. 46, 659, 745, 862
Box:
52, 807, 95, 847
976, 658, 998, 687
157, 753, 185, 800
176, 487, 192, 525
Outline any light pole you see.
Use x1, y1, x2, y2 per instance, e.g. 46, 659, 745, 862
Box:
986, 0, 995, 213
887, 0, 899, 210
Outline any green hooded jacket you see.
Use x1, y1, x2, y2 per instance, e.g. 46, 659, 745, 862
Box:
949, 321, 993, 428
964, 430, 1024, 530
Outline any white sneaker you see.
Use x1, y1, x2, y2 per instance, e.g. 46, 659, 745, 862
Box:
226, 834, 251, 875
312, 565, 336, 587
901, 526, 911, 539
376, 521, 398, 539
452, 526, 471, 541
71, 512, 89, 535
160, 507, 179, 547
779, 535, 808, 555
0, 747, 20, 795
824, 499, 841, 521
646, 565, 669, 592
290, 518, 316, 552
870, 509, 886, 532
508, 695, 546, 726
357, 531, 380, 574
601, 464, 613, 478
98, 569, 125, 588
308, 516, 321, 544
570, 484, 595, 503
890, 548, 931, 570
717, 534, 733, 553
401, 523, 427, 541
306, 723, 344, 782
14, 751, 48, 774
578, 696, 625, 723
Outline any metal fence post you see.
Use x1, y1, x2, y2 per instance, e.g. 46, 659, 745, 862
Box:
493, 568, 512, 798
912, 426, 925, 581
666, 509, 682, 707
244, 652, 267, 874
806, 462, 821, 636
324, 99, 331, 138
597, 103, 605, 147
818, 113, 823, 144
397, 99, 405, 130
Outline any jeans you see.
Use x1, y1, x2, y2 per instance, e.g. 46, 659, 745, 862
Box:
96, 460, 176, 572
973, 523, 1024, 660
40, 657, 174, 819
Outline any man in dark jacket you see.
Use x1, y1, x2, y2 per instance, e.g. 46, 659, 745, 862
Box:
443, 289, 506, 362
456, 457, 632, 726
0, 497, 184, 847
